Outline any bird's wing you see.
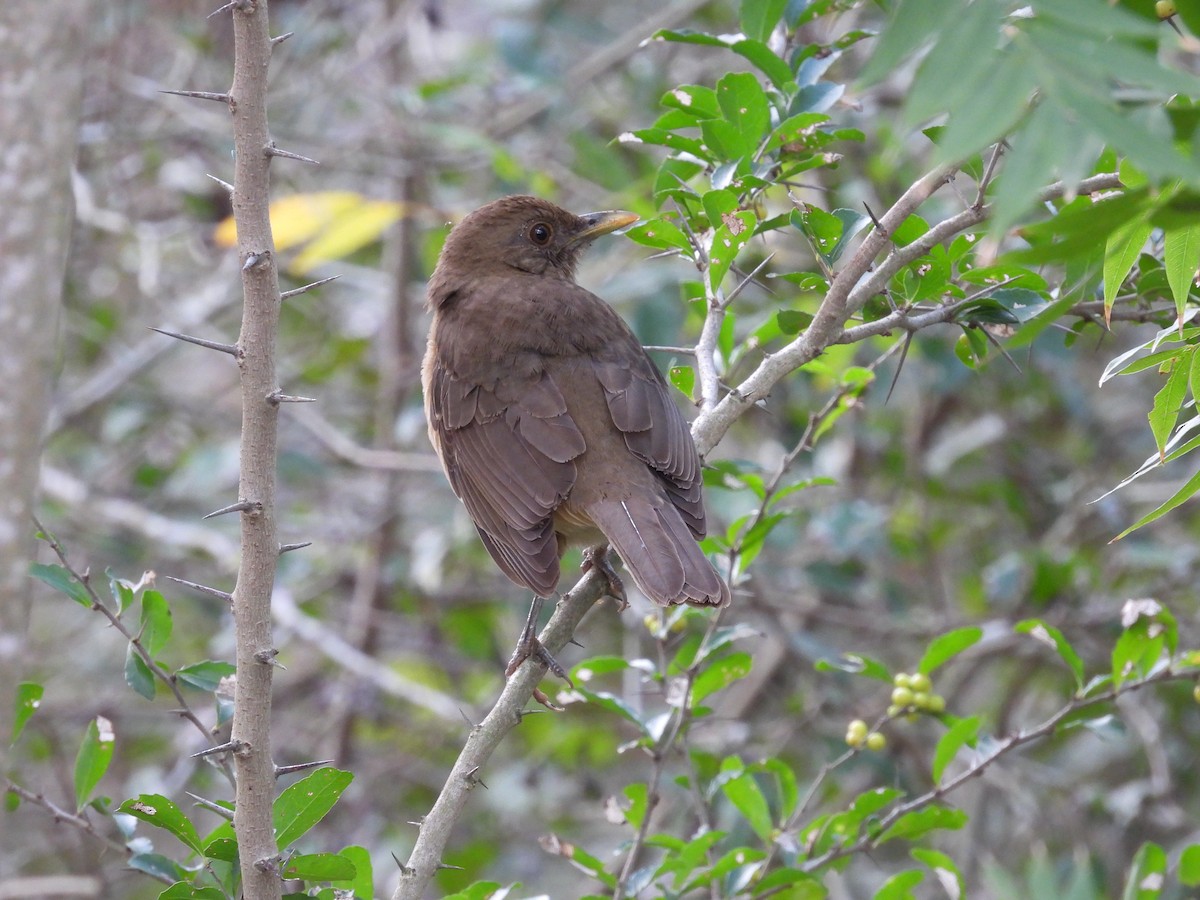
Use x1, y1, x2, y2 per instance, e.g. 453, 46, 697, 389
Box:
589, 336, 707, 539
427, 358, 585, 595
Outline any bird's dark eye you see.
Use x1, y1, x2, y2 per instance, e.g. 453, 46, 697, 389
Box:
529, 222, 553, 246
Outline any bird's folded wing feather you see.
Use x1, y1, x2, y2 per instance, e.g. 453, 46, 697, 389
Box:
591, 352, 706, 538
429, 361, 585, 594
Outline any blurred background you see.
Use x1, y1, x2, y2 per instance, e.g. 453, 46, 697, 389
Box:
7, 0, 1200, 897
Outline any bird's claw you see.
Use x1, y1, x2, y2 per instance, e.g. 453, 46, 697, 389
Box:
582, 545, 629, 611
504, 596, 575, 689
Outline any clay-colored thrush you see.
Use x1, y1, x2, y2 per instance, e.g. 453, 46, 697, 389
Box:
422, 196, 730, 626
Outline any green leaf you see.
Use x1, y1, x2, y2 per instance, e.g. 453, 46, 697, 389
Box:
140, 590, 173, 658
1015, 620, 1086, 689
906, 0, 1001, 126
670, 365, 695, 398
932, 715, 980, 784
333, 845, 373, 898
792, 205, 844, 263
274, 767, 353, 848
1104, 219, 1153, 318
74, 716, 115, 812
624, 782, 649, 829
119, 793, 204, 855
874, 868, 924, 899
708, 210, 756, 291
912, 848, 964, 898
1148, 352, 1192, 459
625, 218, 693, 255
760, 758, 799, 822
1179, 844, 1200, 886
651, 30, 793, 89
918, 627, 983, 674
125, 643, 156, 700
175, 660, 237, 692
282, 852, 357, 881
878, 805, 968, 844
815, 652, 892, 682
741, 0, 789, 42
12, 681, 43, 744
157, 883, 226, 899
202, 837, 238, 862
692, 652, 752, 704
720, 766, 774, 842
1110, 462, 1200, 541
1121, 842, 1166, 900
716, 72, 771, 155
1163, 223, 1200, 323
107, 569, 136, 617
1112, 615, 1165, 688
127, 853, 186, 884
29, 562, 92, 607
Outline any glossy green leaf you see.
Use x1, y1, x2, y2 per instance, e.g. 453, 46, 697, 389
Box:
651, 30, 793, 89
912, 848, 964, 897
661, 84, 721, 119
625, 218, 693, 254
333, 845, 373, 898
119, 793, 204, 855
815, 652, 892, 682
1163, 223, 1200, 321
906, 0, 1001, 126
708, 210, 756, 291
918, 627, 983, 674
1015, 619, 1085, 689
1148, 353, 1191, 459
720, 768, 773, 842
874, 868, 924, 899
128, 854, 186, 885
74, 716, 115, 812
29, 563, 92, 607
175, 660, 236, 692
692, 652, 752, 703
932, 715, 980, 784
140, 590, 173, 658
878, 805, 968, 843
1121, 841, 1166, 900
1179, 844, 1200, 886
1110, 462, 1200, 541
274, 767, 353, 848
670, 365, 695, 398
125, 643, 156, 700
1104, 219, 1153, 316
12, 681, 43, 744
157, 883, 225, 899
741, 0, 789, 41
282, 852, 357, 881
716, 72, 771, 153
202, 837, 238, 862
107, 569, 136, 617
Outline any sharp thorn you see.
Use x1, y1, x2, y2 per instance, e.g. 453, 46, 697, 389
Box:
160, 89, 231, 103
242, 252, 266, 271
271, 31, 294, 46
281, 274, 340, 299
206, 173, 234, 193
192, 739, 241, 759
275, 759, 334, 778
436, 864, 465, 871
148, 326, 238, 356
255, 648, 284, 668
267, 389, 316, 404
187, 792, 235, 820
203, 499, 260, 520
264, 142, 320, 165
206, 1, 236, 18
567, 637, 584, 648
279, 541, 312, 554
164, 575, 232, 603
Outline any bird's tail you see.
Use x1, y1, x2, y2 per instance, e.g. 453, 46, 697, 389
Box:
586, 497, 729, 607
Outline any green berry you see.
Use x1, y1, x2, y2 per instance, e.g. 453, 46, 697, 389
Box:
893, 673, 912, 689
886, 704, 903, 718
928, 694, 946, 713
891, 686, 914, 707
1157, 0, 1178, 19
846, 719, 869, 746
910, 673, 932, 693
866, 732, 887, 751
912, 691, 931, 709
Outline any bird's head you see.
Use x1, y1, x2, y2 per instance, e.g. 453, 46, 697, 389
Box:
428, 195, 638, 307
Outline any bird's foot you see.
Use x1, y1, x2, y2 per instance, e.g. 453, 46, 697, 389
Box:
582, 544, 628, 611
504, 596, 574, 692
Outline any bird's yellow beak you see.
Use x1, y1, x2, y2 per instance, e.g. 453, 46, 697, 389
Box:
573, 209, 640, 243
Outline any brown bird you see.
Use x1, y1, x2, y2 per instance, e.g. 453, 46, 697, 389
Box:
422, 196, 729, 668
